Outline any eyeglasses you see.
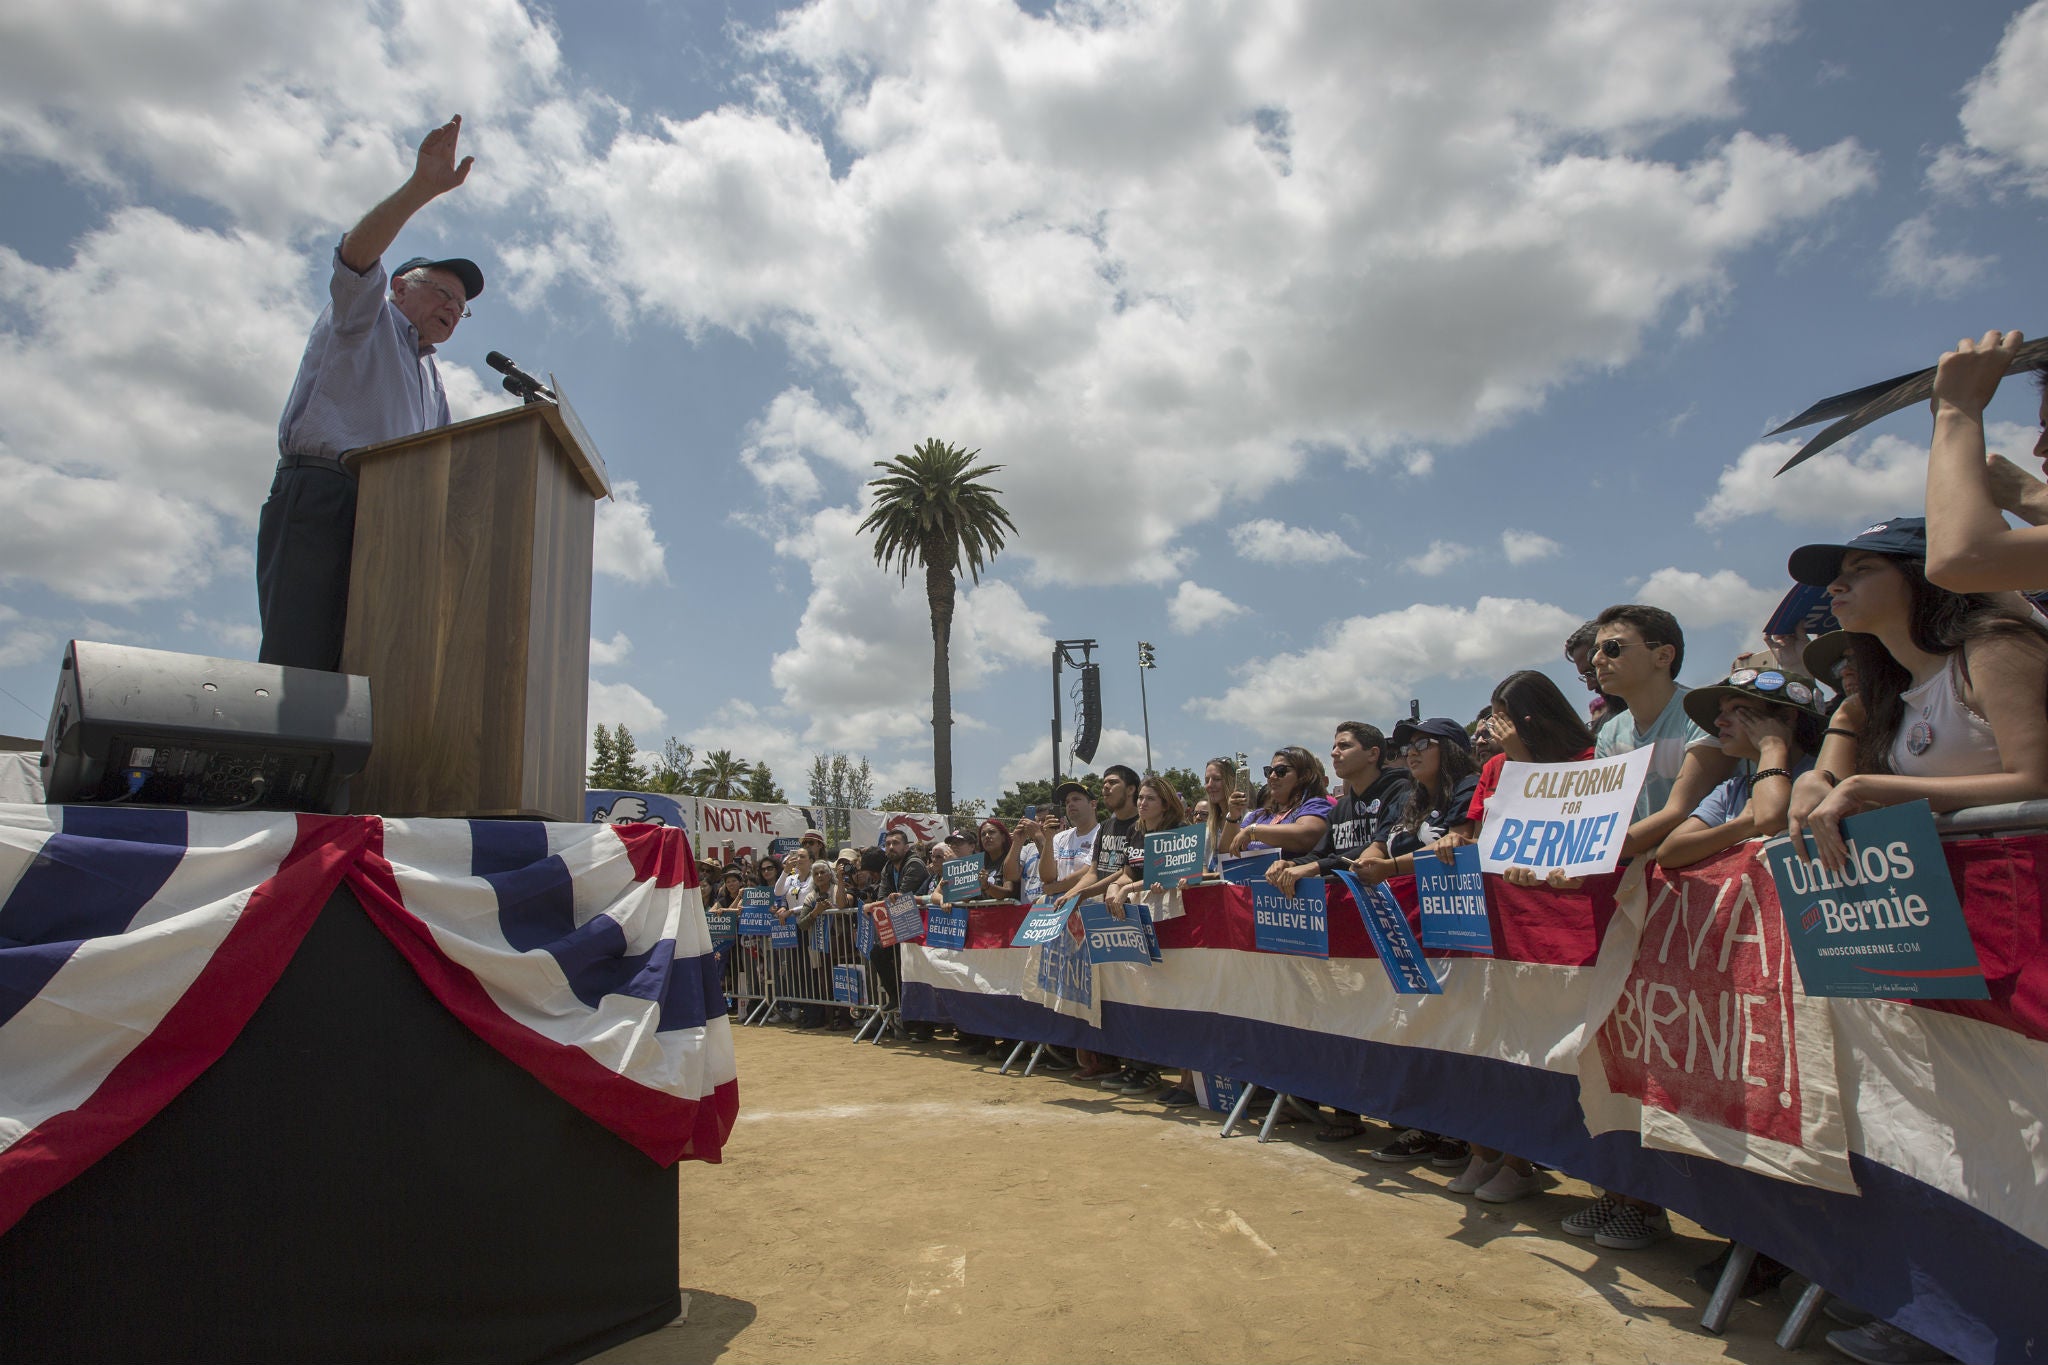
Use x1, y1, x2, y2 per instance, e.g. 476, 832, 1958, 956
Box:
411, 277, 472, 320
1263, 764, 1292, 778
1594, 637, 1663, 659
1404, 737, 1437, 756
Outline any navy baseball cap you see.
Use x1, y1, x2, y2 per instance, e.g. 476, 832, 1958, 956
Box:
1389, 717, 1472, 752
1787, 517, 1926, 587
393, 255, 484, 300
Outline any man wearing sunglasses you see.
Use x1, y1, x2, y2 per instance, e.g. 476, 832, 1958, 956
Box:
1590, 604, 1738, 858
259, 116, 484, 671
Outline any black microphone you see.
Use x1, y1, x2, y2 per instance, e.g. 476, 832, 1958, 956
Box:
485, 350, 553, 403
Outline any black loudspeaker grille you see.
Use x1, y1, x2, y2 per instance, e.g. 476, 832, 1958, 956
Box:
1072, 664, 1102, 764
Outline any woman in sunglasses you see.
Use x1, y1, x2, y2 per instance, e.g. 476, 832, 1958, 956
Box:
1223, 747, 1332, 855
1444, 671, 1599, 877
1349, 719, 1481, 883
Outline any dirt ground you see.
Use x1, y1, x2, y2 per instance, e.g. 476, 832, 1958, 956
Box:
594, 1025, 1815, 1365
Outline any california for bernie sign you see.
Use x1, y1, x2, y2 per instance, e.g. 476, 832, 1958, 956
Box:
1763, 800, 1988, 1000
1478, 748, 1653, 878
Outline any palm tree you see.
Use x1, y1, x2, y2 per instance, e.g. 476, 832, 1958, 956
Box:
691, 749, 753, 799
859, 438, 1016, 815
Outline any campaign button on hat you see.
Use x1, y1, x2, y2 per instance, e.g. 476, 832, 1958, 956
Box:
1754, 670, 1785, 691
1728, 668, 1759, 685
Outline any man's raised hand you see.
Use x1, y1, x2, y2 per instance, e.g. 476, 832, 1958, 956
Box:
412, 116, 474, 197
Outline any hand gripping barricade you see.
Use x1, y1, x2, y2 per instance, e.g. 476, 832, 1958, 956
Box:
738, 908, 883, 1033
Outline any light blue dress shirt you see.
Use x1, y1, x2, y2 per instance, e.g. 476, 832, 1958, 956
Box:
276, 244, 451, 462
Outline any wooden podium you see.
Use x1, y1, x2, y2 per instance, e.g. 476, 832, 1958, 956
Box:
341, 388, 609, 820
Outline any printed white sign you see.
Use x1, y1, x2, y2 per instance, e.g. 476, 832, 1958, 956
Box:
1475, 748, 1653, 878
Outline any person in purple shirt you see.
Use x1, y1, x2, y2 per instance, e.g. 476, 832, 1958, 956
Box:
258, 116, 483, 671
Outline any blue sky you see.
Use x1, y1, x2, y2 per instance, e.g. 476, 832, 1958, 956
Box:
3, 0, 2046, 805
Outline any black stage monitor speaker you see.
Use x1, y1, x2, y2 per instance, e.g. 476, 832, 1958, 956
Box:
1072, 663, 1102, 764
41, 641, 372, 812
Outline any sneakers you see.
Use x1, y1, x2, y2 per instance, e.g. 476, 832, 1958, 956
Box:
1593, 1204, 1671, 1250
1429, 1137, 1471, 1168
1099, 1067, 1137, 1090
1561, 1194, 1620, 1238
1823, 1322, 1955, 1365
1113, 1070, 1163, 1095
1473, 1163, 1544, 1204
1445, 1151, 1506, 1195
1370, 1128, 1440, 1163
1157, 1087, 1198, 1108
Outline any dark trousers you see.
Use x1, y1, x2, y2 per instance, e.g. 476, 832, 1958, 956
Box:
256, 462, 358, 671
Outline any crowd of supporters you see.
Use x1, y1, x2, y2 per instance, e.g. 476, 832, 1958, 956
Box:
703, 347, 2048, 1365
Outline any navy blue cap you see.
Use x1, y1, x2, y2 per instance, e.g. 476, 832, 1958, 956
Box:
1389, 716, 1472, 752
393, 255, 484, 300
1787, 517, 1926, 587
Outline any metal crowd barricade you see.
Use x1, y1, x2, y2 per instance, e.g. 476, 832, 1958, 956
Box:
740, 909, 883, 1033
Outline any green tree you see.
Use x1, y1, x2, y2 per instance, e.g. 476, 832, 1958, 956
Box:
992, 773, 1100, 819
807, 752, 878, 844
951, 796, 989, 824
878, 786, 938, 814
645, 737, 696, 794
858, 438, 1016, 817
691, 749, 752, 799
1158, 765, 1204, 809
744, 763, 787, 804
586, 723, 648, 790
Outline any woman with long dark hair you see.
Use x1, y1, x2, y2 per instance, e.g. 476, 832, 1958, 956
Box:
1224, 746, 1333, 856
1785, 517, 2048, 873
1443, 670, 1599, 867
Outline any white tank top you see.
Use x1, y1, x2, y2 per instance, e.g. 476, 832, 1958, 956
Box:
1889, 653, 2002, 777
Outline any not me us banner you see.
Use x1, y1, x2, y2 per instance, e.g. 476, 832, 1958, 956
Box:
1567, 847, 1855, 1193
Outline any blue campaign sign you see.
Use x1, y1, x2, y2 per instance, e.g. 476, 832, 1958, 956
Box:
941, 855, 985, 904
738, 887, 776, 937
1219, 851, 1281, 886
1415, 844, 1494, 954
1078, 902, 1153, 965
809, 914, 830, 952
768, 836, 803, 858
855, 907, 878, 955
925, 903, 968, 950
1142, 824, 1209, 888
1764, 800, 1988, 1000
831, 964, 865, 1005
1250, 878, 1329, 958
1130, 899, 1163, 963
1012, 897, 1077, 948
884, 894, 928, 945
769, 915, 800, 950
704, 910, 739, 944
1035, 928, 1094, 1009
1335, 871, 1443, 995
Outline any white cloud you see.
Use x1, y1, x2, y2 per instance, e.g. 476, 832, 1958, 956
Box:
1166, 580, 1247, 634
997, 727, 1154, 790
588, 678, 667, 739
0, 626, 57, 671
1227, 518, 1362, 564
1402, 449, 1437, 479
1696, 431, 1928, 529
1501, 529, 1562, 565
1632, 566, 1779, 631
0, 451, 230, 603
1189, 596, 1581, 737
525, 0, 1871, 595
442, 362, 522, 422
1879, 215, 1993, 298
589, 630, 632, 667
1931, 1, 2048, 199
593, 479, 669, 585
177, 610, 261, 656
1408, 540, 1473, 576
0, 0, 568, 234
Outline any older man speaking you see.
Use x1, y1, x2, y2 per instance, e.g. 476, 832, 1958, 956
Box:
258, 116, 482, 670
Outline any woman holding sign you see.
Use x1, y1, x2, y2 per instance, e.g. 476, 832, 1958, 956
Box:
1783, 517, 2048, 874
1656, 667, 1827, 869
1445, 672, 1598, 888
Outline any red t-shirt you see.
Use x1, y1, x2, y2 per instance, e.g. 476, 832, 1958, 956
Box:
1466, 746, 1596, 826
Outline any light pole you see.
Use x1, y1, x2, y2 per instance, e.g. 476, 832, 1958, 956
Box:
1137, 640, 1156, 776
